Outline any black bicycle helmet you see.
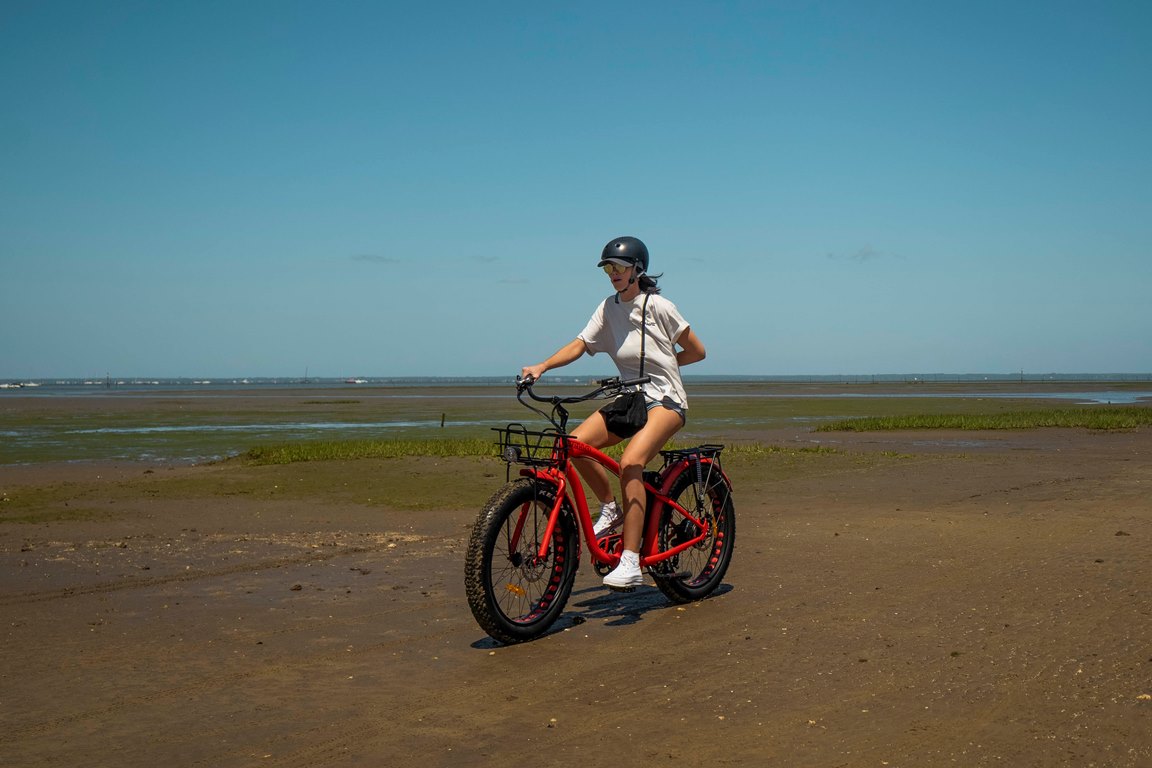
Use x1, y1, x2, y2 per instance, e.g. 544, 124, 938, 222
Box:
597, 236, 649, 273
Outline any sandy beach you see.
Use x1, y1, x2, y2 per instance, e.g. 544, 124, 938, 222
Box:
2, 397, 1150, 766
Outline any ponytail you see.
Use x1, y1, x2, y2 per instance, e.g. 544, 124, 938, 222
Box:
638, 272, 662, 294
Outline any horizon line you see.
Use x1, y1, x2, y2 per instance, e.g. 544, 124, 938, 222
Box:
5, 372, 1152, 383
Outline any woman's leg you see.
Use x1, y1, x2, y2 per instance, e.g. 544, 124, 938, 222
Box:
615, 407, 685, 553
569, 411, 621, 504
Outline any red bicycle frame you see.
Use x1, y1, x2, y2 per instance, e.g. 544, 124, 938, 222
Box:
512, 435, 718, 571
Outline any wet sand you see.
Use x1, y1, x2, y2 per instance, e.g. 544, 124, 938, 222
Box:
1, 424, 1150, 766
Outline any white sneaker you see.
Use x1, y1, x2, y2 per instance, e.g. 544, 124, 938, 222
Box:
592, 500, 623, 537
603, 550, 644, 590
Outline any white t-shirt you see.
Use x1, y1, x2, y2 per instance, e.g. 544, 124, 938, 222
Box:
578, 292, 691, 409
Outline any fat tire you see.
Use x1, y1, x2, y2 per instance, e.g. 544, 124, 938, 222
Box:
464, 478, 579, 644
653, 465, 736, 603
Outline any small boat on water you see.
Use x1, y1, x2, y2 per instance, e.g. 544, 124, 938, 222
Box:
344, 378, 368, 384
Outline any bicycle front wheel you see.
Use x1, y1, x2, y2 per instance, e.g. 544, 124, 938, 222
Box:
464, 478, 579, 644
653, 466, 735, 603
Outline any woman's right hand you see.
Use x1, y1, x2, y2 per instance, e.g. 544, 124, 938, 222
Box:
519, 364, 547, 382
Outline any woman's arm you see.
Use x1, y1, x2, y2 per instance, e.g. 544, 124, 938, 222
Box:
675, 327, 706, 367
521, 338, 589, 381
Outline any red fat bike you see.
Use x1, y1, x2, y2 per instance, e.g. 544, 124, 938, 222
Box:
465, 376, 736, 644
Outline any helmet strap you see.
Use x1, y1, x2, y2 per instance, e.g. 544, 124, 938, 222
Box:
614, 267, 643, 303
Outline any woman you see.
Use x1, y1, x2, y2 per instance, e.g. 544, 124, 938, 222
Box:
520, 236, 706, 590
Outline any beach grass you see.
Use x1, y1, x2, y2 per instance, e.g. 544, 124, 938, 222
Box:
226, 397, 1136, 469
243, 438, 496, 464
816, 406, 1152, 432
241, 437, 841, 465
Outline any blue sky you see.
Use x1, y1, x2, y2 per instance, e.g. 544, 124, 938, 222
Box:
2, 0, 1149, 379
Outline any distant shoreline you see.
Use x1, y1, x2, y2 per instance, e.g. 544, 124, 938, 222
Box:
3, 371, 1152, 394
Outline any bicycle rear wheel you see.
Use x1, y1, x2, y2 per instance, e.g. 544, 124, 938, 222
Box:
653, 465, 735, 603
465, 478, 579, 644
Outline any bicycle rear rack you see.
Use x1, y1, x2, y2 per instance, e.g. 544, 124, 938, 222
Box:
659, 444, 725, 465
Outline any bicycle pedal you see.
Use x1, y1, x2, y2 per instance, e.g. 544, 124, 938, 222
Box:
606, 584, 637, 593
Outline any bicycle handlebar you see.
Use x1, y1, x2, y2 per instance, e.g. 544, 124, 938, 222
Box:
513, 374, 650, 432
515, 374, 650, 404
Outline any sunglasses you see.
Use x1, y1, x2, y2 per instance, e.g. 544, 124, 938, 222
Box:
602, 263, 631, 275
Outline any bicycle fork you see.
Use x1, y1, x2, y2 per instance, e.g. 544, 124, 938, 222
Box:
502, 469, 571, 565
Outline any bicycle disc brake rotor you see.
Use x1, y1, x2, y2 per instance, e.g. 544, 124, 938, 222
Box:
513, 548, 552, 582
655, 514, 708, 578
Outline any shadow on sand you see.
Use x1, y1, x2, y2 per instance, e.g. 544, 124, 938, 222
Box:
469, 582, 735, 649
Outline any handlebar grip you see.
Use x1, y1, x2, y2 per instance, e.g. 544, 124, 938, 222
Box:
597, 375, 650, 389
